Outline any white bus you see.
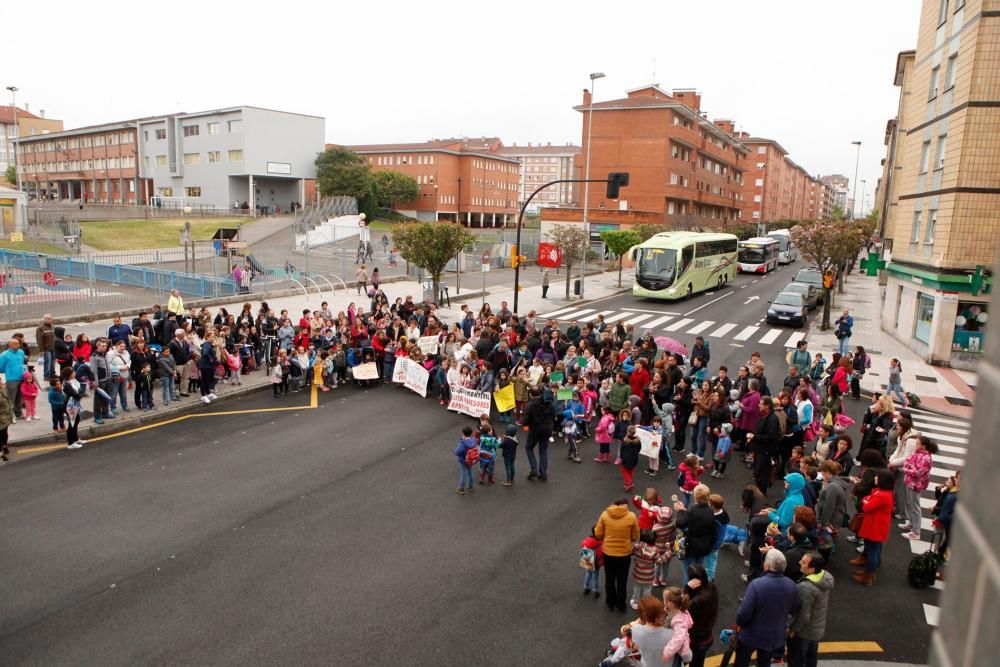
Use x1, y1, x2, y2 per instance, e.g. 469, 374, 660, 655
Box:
767, 229, 798, 264
737, 237, 780, 274
631, 232, 739, 300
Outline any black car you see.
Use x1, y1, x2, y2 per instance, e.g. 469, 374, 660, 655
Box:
766, 291, 808, 327
794, 269, 824, 304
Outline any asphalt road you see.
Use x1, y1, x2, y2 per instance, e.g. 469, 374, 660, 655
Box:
0, 265, 936, 666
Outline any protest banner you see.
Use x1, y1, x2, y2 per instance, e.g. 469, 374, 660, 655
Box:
636, 429, 662, 459
404, 360, 430, 397
493, 384, 515, 413
392, 356, 409, 383
417, 336, 439, 355
354, 362, 379, 381
448, 386, 492, 418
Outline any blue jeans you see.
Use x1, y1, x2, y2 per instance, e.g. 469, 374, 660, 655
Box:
682, 555, 706, 585
838, 335, 851, 355
458, 462, 475, 490
788, 635, 819, 667
660, 441, 675, 466
110, 379, 128, 410
161, 376, 177, 402
583, 568, 600, 591
693, 416, 709, 457
703, 550, 720, 581
503, 457, 515, 482
43, 350, 55, 378
864, 539, 882, 573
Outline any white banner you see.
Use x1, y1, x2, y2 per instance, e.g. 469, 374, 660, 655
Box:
417, 335, 439, 355
392, 356, 409, 383
353, 362, 379, 380
447, 385, 492, 418
636, 429, 662, 459
404, 360, 430, 397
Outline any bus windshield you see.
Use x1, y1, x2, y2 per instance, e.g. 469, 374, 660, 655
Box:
768, 235, 790, 252
739, 246, 768, 263
636, 247, 677, 283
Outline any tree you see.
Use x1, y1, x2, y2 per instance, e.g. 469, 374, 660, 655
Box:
633, 223, 669, 242
315, 147, 373, 199
391, 221, 474, 301
600, 229, 641, 287
831, 205, 846, 221
373, 170, 419, 208
547, 224, 591, 299
4, 166, 15, 186
790, 220, 865, 329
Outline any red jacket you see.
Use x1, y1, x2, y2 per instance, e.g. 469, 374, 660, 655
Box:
630, 366, 650, 397
580, 536, 604, 568
678, 462, 703, 492
858, 488, 893, 542
632, 494, 663, 531
831, 367, 849, 394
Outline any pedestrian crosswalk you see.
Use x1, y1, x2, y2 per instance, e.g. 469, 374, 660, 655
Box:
538, 307, 806, 347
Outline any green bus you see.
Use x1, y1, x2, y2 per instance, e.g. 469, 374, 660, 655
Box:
630, 231, 739, 300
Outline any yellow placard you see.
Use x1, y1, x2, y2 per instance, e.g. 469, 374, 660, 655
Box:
10, 232, 23, 242
493, 383, 515, 413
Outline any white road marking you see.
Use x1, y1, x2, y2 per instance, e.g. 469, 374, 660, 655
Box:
621, 307, 683, 315
930, 467, 955, 479
686, 321, 715, 335
729, 343, 745, 347
710, 323, 738, 338
683, 291, 732, 317
666, 318, 695, 331
733, 326, 759, 341
934, 443, 968, 455
592, 310, 618, 320
752, 279, 759, 283
642, 315, 675, 329
759, 329, 783, 345
917, 431, 969, 445
624, 313, 654, 326
919, 496, 936, 509
909, 420, 970, 435
538, 306, 578, 318
923, 604, 940, 627
550, 308, 594, 320
784, 332, 807, 348
933, 454, 965, 466
907, 413, 971, 428
740, 285, 748, 289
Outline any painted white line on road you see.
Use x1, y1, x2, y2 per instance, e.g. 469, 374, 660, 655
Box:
759, 329, 783, 345
740, 285, 748, 289
933, 443, 968, 455
683, 291, 732, 317
666, 318, 695, 331
784, 332, 807, 348
729, 343, 745, 347
624, 313, 654, 326
917, 431, 968, 445
734, 326, 759, 341
911, 538, 932, 554
709, 323, 738, 338
910, 419, 970, 435
538, 306, 579, 318
752, 279, 759, 283
550, 308, 594, 321
934, 454, 965, 466
686, 320, 715, 335
930, 467, 956, 479
907, 412, 971, 428
621, 307, 683, 315
643, 315, 675, 329
592, 310, 618, 321
919, 496, 936, 509
924, 604, 940, 627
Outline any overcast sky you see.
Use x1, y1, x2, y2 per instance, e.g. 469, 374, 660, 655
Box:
7, 0, 920, 213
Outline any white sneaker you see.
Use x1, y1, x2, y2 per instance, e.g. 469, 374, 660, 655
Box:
67, 441, 83, 449
209, 393, 218, 400
201, 396, 211, 404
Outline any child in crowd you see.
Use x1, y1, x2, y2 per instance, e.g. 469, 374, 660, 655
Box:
20, 370, 39, 421
436, 358, 451, 405
711, 423, 733, 478
478, 424, 498, 484
651, 402, 677, 471
500, 424, 518, 486
620, 425, 642, 493
48, 378, 66, 432
581, 382, 598, 439
703, 494, 731, 581
598, 377, 612, 410
318, 351, 332, 392
512, 366, 528, 425
158, 346, 179, 403
229, 349, 243, 386
580, 525, 604, 598
136, 362, 155, 411
454, 425, 478, 495
613, 408, 631, 466
187, 359, 201, 395
562, 406, 581, 463
594, 406, 615, 464
809, 353, 827, 382
632, 487, 663, 531
661, 587, 694, 667
786, 445, 805, 477
677, 454, 704, 507
652, 505, 675, 586
630, 529, 659, 610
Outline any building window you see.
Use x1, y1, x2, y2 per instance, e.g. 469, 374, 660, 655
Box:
754, 194, 762, 202
160, 187, 173, 197
155, 129, 166, 140
911, 210, 922, 242
228, 150, 243, 162
925, 209, 937, 243
944, 54, 957, 90
156, 155, 167, 166
934, 135, 947, 170
757, 146, 766, 154
185, 187, 202, 198
915, 293, 935, 343
183, 125, 200, 137
670, 174, 678, 185
755, 178, 764, 187
207, 122, 220, 135
953, 301, 986, 352
929, 66, 940, 101
208, 151, 221, 163
919, 141, 931, 173
938, 0, 949, 25
183, 153, 201, 165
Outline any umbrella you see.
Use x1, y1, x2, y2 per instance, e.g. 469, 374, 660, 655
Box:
654, 336, 689, 358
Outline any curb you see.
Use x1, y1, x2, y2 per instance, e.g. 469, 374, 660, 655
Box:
9, 381, 272, 451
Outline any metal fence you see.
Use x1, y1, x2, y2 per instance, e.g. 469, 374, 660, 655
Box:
28, 202, 253, 222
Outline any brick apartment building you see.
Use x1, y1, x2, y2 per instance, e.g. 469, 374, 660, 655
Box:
572, 85, 749, 228
347, 137, 520, 226
495, 142, 580, 213
0, 104, 63, 180
736, 136, 822, 224
819, 174, 850, 214
877, 0, 998, 371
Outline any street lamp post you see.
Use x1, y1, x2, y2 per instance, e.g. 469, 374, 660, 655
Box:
859, 180, 867, 218
6, 86, 21, 192
579, 71, 605, 299
850, 140, 862, 219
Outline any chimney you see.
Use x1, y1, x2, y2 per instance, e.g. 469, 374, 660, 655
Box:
40, 109, 45, 118
24, 103, 29, 113
547, 142, 551, 146
527, 142, 532, 147
582, 88, 592, 107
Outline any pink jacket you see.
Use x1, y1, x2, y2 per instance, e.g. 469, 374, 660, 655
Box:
20, 375, 39, 399
595, 413, 615, 444
663, 610, 693, 661
903, 448, 933, 492
737, 390, 760, 431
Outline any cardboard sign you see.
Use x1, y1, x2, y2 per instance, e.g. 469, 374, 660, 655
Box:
353, 362, 379, 380
550, 371, 564, 383
493, 384, 515, 413
392, 356, 409, 383
404, 360, 429, 397
556, 387, 574, 401
637, 429, 662, 459
417, 336, 439, 355
448, 386, 492, 418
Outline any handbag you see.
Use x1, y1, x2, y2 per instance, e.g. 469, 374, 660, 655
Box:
848, 512, 864, 534
688, 412, 698, 426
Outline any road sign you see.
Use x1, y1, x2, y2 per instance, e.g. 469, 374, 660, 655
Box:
859, 252, 887, 277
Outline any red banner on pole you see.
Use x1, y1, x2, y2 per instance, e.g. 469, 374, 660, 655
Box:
537, 243, 562, 268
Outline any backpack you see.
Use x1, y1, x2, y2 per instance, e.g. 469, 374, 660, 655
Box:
906, 392, 922, 408
579, 546, 596, 571
674, 530, 687, 560
908, 549, 944, 589
465, 446, 480, 467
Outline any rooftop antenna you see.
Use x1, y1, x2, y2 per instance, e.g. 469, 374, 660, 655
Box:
651, 57, 656, 83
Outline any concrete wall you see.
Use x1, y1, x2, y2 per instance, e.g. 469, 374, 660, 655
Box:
242, 107, 323, 181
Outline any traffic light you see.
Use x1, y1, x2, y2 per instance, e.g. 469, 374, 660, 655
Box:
606, 172, 630, 199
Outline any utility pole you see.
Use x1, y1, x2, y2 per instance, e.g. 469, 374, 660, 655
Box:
579, 71, 606, 299
6, 86, 21, 192
850, 141, 862, 219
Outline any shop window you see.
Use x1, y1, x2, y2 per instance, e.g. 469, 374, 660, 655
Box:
953, 302, 987, 352
914, 293, 935, 343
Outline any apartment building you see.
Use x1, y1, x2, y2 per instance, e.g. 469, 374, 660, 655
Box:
878, 0, 997, 370
0, 105, 63, 178
819, 174, 850, 214
736, 136, 821, 224
348, 138, 520, 226
495, 142, 580, 212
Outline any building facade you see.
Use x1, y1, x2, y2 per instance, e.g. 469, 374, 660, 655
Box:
0, 105, 63, 178
347, 138, 520, 226
819, 174, 850, 214
495, 142, 580, 213
736, 136, 821, 224
878, 0, 997, 371
573, 86, 749, 228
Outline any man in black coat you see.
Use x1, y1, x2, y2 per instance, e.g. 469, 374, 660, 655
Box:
748, 398, 780, 495
521, 387, 555, 481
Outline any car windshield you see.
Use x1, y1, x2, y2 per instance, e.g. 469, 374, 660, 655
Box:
774, 293, 803, 306
636, 248, 677, 282
785, 283, 808, 294
795, 270, 821, 283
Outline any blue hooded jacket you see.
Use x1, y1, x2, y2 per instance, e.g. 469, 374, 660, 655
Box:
768, 472, 806, 531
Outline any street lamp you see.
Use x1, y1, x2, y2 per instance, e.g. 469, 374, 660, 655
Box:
859, 180, 867, 218
850, 140, 862, 219
6, 86, 21, 192
579, 71, 605, 299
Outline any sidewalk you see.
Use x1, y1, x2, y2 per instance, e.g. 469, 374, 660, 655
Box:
807, 271, 977, 419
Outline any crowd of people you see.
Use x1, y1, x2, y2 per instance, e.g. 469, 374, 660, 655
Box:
0, 285, 959, 666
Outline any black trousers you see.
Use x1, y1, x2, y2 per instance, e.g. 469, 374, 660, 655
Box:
754, 451, 773, 495
734, 645, 774, 667
199, 373, 213, 397
65, 412, 80, 446
603, 554, 631, 611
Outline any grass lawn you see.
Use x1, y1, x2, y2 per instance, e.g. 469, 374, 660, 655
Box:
79, 218, 247, 251
0, 240, 71, 255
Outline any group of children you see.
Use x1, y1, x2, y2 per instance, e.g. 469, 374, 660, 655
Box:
453, 417, 520, 494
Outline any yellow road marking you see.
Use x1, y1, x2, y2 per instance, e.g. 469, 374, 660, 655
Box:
702, 641, 882, 667
14, 385, 319, 455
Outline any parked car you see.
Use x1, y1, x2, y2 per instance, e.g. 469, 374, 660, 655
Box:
793, 269, 824, 303
767, 291, 808, 327
783, 281, 819, 310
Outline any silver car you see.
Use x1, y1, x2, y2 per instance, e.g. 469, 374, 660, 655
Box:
783, 281, 819, 310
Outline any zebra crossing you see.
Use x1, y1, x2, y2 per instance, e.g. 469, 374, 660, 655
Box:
537, 306, 806, 347
898, 407, 971, 628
